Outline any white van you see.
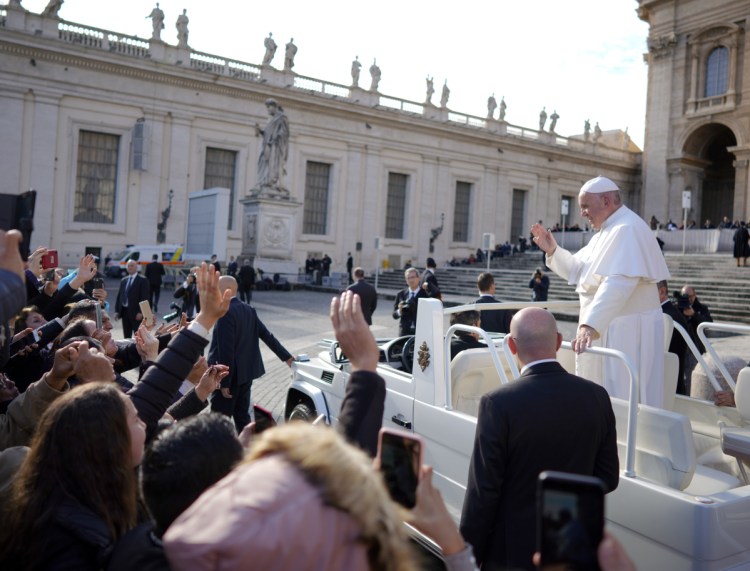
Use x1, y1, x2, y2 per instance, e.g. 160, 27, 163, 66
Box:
104, 244, 184, 277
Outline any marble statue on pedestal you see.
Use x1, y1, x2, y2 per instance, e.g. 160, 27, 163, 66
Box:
425, 76, 434, 104
284, 38, 297, 71
584, 119, 591, 141
255, 99, 289, 195
499, 97, 507, 121
176, 9, 189, 48
147, 3, 165, 41
351, 56, 361, 87
262, 33, 277, 66
369, 59, 381, 92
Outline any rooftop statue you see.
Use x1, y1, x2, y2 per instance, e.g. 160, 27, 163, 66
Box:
351, 56, 361, 87
425, 76, 434, 105
284, 38, 297, 72
369, 59, 381, 92
539, 107, 547, 131
499, 97, 507, 121
147, 3, 165, 42
584, 119, 591, 141
549, 110, 559, 133
41, 0, 63, 18
176, 9, 189, 49
263, 33, 277, 67
440, 80, 450, 108
487, 93, 497, 119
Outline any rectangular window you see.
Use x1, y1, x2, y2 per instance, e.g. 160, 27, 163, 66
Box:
204, 148, 237, 230
74, 130, 119, 224
303, 161, 331, 234
385, 172, 408, 239
453, 181, 472, 242
561, 194, 575, 228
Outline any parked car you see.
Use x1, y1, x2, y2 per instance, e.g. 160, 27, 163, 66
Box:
287, 297, 750, 569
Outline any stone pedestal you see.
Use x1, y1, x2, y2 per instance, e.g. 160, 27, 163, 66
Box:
349, 86, 378, 106
240, 194, 301, 279
149, 39, 167, 62
5, 4, 29, 31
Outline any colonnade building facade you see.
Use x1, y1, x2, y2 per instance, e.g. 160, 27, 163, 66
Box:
639, 0, 750, 226
0, 5, 639, 273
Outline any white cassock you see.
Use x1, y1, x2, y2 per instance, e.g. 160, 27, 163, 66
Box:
547, 206, 670, 407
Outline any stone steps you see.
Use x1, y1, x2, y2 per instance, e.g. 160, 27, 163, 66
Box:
371, 253, 750, 324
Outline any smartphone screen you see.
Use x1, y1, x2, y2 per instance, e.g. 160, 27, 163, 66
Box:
537, 471, 605, 571
377, 429, 422, 509
252, 404, 277, 434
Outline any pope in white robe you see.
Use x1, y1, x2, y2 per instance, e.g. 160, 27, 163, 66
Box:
531, 176, 670, 407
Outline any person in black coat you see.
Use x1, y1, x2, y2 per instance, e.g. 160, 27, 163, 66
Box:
449, 310, 485, 359
115, 260, 150, 338
346, 267, 377, 325
475, 272, 513, 334
528, 267, 550, 302
419, 257, 441, 298
460, 308, 618, 571
392, 268, 427, 336
144, 255, 166, 312
209, 276, 294, 433
734, 221, 750, 266
237, 259, 256, 303
658, 281, 689, 395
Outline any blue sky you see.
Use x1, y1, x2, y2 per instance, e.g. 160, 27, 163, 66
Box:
19, 0, 650, 147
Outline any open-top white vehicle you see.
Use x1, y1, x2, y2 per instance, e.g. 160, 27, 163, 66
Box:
286, 298, 750, 570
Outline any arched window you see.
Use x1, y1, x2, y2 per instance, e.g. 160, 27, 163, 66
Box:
705, 46, 729, 97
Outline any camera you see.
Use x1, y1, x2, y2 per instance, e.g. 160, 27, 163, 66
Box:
163, 302, 182, 323
674, 291, 691, 310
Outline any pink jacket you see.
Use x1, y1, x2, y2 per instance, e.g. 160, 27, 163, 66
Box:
163, 455, 371, 570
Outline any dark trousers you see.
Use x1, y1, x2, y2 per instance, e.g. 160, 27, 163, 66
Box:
150, 285, 161, 312
210, 382, 252, 433
239, 286, 253, 303
121, 312, 140, 339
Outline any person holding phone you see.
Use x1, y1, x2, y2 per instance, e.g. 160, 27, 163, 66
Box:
115, 259, 151, 338
459, 307, 618, 571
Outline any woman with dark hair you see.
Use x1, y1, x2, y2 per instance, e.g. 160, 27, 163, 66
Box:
0, 382, 145, 570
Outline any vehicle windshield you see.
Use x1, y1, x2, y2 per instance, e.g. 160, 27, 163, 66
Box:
109, 249, 131, 261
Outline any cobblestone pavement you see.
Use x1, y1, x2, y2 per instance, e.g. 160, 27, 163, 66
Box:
106, 282, 748, 421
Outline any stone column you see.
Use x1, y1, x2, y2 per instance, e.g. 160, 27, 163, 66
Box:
730, 149, 750, 220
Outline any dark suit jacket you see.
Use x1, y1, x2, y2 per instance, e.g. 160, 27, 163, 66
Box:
460, 361, 619, 571
115, 273, 151, 321
208, 297, 292, 388
347, 279, 378, 325
419, 268, 440, 298
337, 370, 385, 457
450, 334, 485, 360
662, 300, 689, 394
144, 261, 165, 287
475, 295, 514, 334
392, 288, 427, 336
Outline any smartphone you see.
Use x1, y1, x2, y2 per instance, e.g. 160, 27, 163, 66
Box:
9, 328, 40, 356
139, 300, 155, 327
0, 190, 36, 260
537, 471, 605, 571
91, 277, 104, 290
252, 403, 277, 434
41, 249, 58, 270
376, 428, 423, 508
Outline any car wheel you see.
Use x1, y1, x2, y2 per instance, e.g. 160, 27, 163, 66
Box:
288, 402, 316, 422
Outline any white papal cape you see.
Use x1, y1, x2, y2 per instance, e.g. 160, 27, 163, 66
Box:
547, 206, 670, 407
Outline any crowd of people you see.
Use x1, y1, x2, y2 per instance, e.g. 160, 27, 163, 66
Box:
0, 224, 645, 570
